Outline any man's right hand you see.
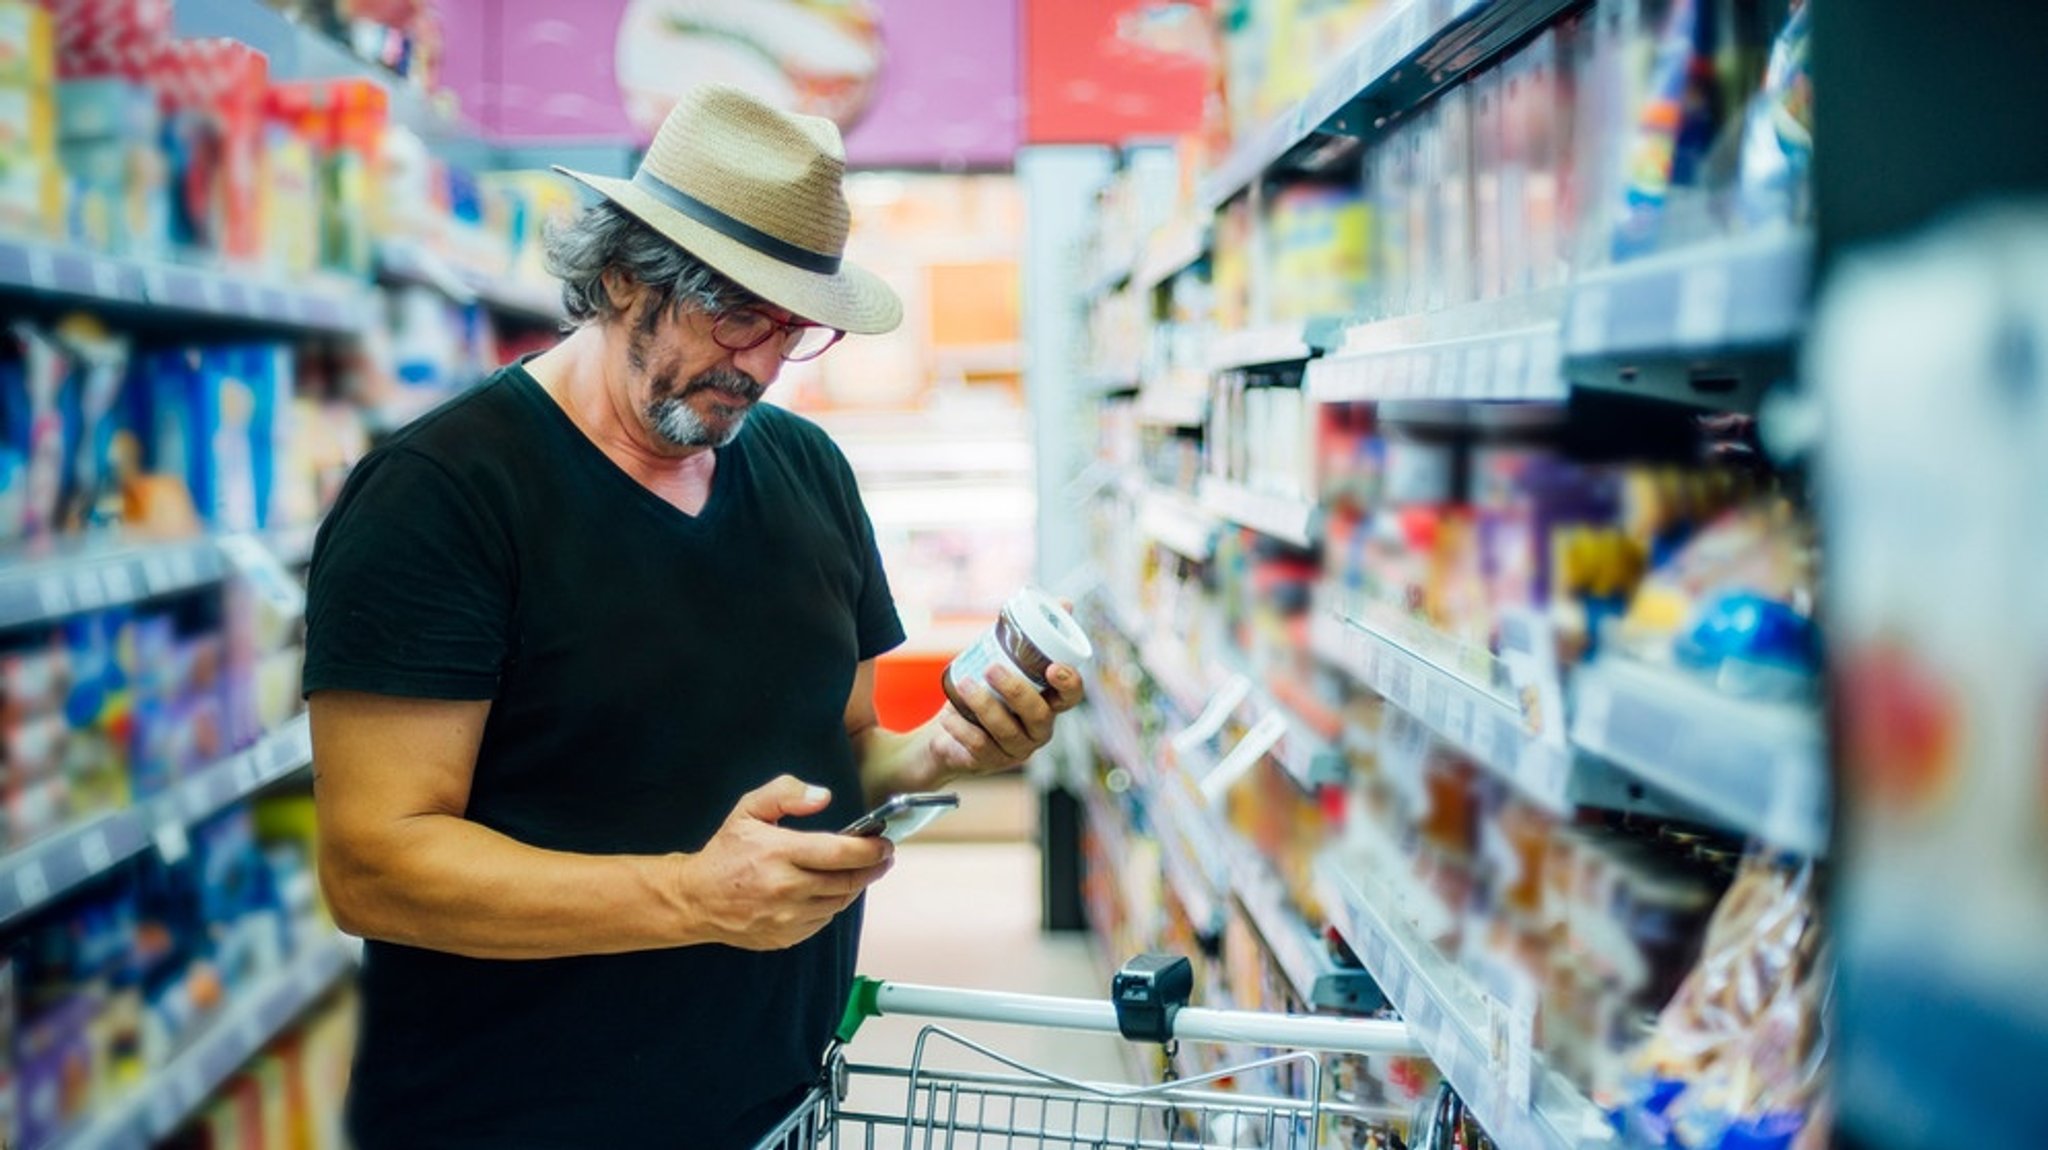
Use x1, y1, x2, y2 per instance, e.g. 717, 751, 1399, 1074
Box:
675, 775, 894, 951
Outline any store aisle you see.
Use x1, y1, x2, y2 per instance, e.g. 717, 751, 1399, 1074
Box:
851, 840, 1132, 1085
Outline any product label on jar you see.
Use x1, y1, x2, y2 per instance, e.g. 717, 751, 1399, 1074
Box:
948, 632, 1026, 695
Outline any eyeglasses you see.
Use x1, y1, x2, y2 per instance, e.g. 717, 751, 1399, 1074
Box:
708, 307, 846, 362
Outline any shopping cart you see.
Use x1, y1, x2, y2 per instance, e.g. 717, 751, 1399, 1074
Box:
753, 968, 1425, 1149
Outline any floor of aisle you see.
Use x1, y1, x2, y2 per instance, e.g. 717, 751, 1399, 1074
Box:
849, 839, 1133, 1093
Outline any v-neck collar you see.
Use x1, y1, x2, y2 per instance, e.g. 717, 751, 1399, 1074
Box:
507, 363, 746, 530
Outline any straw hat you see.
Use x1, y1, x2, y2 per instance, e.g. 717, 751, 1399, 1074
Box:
554, 83, 902, 335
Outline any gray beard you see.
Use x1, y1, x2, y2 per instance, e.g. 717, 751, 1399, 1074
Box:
646, 368, 762, 448
648, 396, 748, 447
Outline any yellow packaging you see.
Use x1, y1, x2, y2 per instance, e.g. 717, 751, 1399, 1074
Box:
0, 0, 52, 89
0, 153, 58, 238
0, 82, 53, 159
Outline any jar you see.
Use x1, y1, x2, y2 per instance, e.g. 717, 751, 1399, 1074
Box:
942, 588, 1093, 730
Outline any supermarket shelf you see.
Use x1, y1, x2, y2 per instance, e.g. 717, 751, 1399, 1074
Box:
0, 537, 228, 633
0, 237, 367, 335
1151, 774, 1228, 937
1085, 241, 1142, 300
173, 0, 490, 165
1207, 319, 1345, 374
1310, 607, 1573, 814
1225, 842, 1381, 1013
1570, 658, 1828, 856
1307, 291, 1568, 403
1137, 485, 1219, 562
1315, 853, 1616, 1150
1087, 698, 1149, 788
1263, 690, 1347, 791
1133, 377, 1210, 428
1198, 478, 1320, 548
1133, 217, 1211, 292
1084, 367, 1145, 397
378, 241, 566, 326
1198, 0, 1583, 209
0, 716, 313, 930
50, 936, 356, 1150
1561, 231, 1813, 411
1138, 636, 1217, 722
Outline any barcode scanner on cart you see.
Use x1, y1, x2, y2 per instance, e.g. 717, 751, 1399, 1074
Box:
1111, 953, 1193, 1044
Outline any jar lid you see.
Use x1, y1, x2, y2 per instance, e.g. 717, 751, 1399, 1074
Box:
1006, 586, 1094, 668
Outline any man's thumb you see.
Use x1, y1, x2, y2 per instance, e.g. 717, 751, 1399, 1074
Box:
736, 775, 833, 825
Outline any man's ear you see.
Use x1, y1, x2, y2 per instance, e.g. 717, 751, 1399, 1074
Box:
600, 267, 637, 314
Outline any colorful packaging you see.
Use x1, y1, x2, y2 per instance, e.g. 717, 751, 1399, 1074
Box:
0, 0, 53, 88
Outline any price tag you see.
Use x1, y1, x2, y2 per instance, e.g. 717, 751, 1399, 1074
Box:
141, 553, 174, 594
154, 818, 191, 865
142, 266, 170, 301
1435, 349, 1460, 397
13, 859, 50, 907
169, 547, 200, 586
1521, 745, 1572, 813
1447, 696, 1474, 748
1463, 345, 1489, 396
178, 1064, 205, 1112
1566, 285, 1610, 354
1675, 261, 1734, 347
1499, 339, 1529, 399
26, 247, 55, 290
1506, 983, 1538, 1111
238, 1012, 265, 1053
71, 567, 108, 610
100, 562, 137, 604
1423, 678, 1449, 730
1433, 1012, 1460, 1064
218, 280, 251, 315
199, 276, 225, 311
1389, 660, 1415, 709
219, 532, 307, 617
1494, 716, 1523, 772
36, 576, 70, 617
1170, 674, 1253, 756
235, 751, 262, 793
1200, 711, 1289, 804
1528, 328, 1563, 399
80, 827, 113, 873
1574, 675, 1614, 750
92, 259, 122, 298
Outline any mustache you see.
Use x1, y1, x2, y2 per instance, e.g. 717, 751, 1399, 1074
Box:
679, 368, 764, 405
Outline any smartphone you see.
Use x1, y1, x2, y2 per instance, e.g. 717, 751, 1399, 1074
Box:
840, 792, 959, 843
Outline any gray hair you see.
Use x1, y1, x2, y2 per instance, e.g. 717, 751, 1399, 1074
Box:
543, 200, 760, 326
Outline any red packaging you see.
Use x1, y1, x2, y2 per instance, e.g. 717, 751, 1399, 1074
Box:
49, 0, 172, 79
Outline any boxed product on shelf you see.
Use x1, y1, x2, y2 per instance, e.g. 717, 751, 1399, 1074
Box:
1265, 181, 1373, 323
154, 38, 271, 264
48, 0, 173, 80
0, 0, 51, 89
55, 76, 165, 258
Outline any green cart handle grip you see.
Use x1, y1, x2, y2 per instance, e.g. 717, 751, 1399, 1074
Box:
836, 975, 886, 1043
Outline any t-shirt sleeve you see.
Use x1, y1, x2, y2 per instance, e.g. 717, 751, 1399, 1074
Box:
302, 446, 515, 700
834, 451, 904, 663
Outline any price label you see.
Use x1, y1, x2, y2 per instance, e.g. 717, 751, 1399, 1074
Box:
1423, 678, 1449, 730
101, 562, 137, 604
92, 260, 122, 298
1506, 983, 1538, 1111
1499, 339, 1529, 399
1200, 711, 1289, 804
1521, 745, 1572, 813
1566, 285, 1610, 354
238, 1012, 265, 1053
71, 568, 108, 610
1435, 349, 1460, 397
26, 247, 55, 291
1676, 261, 1734, 347
178, 1064, 206, 1113
1528, 328, 1564, 399
199, 276, 225, 311
36, 576, 70, 617
1573, 676, 1614, 750
1170, 673, 1252, 756
235, 751, 262, 793
154, 818, 191, 865
141, 553, 175, 594
218, 280, 250, 315
142, 267, 170, 301
13, 859, 50, 907
1494, 716, 1523, 772
1447, 696, 1474, 748
1463, 345, 1489, 396
1433, 1012, 1460, 1063
1389, 660, 1415, 709
80, 827, 113, 873
169, 547, 200, 586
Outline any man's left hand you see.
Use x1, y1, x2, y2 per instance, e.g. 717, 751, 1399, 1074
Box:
933, 662, 1086, 777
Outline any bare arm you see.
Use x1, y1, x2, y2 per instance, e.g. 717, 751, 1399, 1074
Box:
845, 658, 1087, 806
311, 690, 893, 960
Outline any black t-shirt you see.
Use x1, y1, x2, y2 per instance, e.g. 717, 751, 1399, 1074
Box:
302, 363, 904, 1148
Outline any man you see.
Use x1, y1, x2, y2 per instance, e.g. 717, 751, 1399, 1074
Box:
302, 84, 1084, 1148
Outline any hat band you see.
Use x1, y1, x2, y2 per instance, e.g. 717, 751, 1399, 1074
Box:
631, 170, 843, 277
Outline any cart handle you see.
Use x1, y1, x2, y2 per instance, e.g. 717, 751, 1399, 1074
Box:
836, 976, 1424, 1057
